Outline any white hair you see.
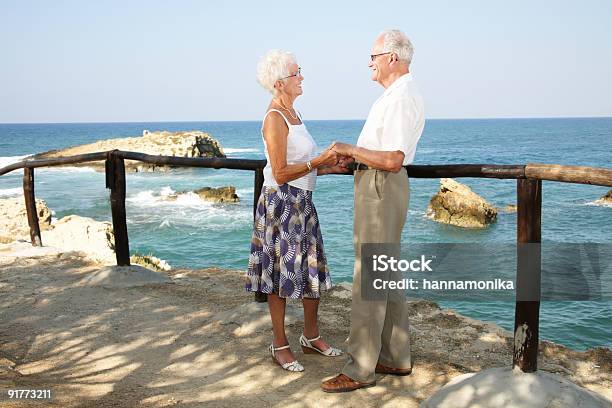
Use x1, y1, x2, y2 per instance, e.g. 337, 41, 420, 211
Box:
380, 29, 414, 65
256, 49, 297, 95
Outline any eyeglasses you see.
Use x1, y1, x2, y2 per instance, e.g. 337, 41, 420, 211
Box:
370, 52, 391, 61
280, 67, 301, 80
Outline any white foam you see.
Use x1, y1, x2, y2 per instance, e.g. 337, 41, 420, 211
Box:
38, 166, 96, 173
224, 148, 259, 154
125, 187, 250, 228
0, 155, 32, 168
0, 187, 22, 197
127, 190, 157, 206
236, 188, 252, 196
585, 200, 612, 208
127, 188, 218, 209
159, 186, 176, 197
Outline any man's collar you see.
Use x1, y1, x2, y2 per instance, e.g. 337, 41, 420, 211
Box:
382, 72, 413, 97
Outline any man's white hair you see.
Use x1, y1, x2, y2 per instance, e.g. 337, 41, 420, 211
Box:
380, 29, 414, 65
256, 49, 297, 95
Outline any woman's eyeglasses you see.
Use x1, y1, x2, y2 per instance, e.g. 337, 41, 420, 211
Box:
280, 67, 301, 80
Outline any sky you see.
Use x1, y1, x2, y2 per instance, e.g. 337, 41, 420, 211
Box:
1, 0, 611, 123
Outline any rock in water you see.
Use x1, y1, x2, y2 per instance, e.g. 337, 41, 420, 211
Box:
163, 186, 240, 203
29, 130, 226, 172
504, 204, 517, 213
427, 178, 497, 228
593, 190, 612, 206
0, 197, 53, 242
194, 186, 239, 203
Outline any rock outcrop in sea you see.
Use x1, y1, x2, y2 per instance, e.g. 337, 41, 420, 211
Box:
503, 204, 517, 213
593, 190, 612, 206
427, 178, 498, 228
28, 130, 226, 172
162, 186, 239, 203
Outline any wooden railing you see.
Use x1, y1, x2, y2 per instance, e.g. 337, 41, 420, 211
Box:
1, 150, 611, 374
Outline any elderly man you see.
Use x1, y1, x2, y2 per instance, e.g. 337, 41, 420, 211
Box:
321, 29, 425, 392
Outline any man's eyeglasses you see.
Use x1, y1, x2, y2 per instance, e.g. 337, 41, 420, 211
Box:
280, 67, 301, 80
370, 52, 391, 61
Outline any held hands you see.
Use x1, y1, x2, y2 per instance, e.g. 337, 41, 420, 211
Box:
317, 141, 355, 174
332, 142, 355, 173
316, 143, 340, 167
313, 142, 356, 174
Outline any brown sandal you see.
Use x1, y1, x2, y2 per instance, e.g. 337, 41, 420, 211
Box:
321, 373, 375, 393
375, 362, 412, 376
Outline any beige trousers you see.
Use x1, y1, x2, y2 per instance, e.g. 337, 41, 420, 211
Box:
342, 168, 412, 383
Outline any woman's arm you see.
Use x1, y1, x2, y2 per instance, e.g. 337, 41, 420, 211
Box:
263, 112, 337, 185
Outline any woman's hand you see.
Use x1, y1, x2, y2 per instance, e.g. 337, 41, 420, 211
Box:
315, 143, 339, 168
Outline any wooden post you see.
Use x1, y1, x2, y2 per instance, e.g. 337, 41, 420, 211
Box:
23, 167, 42, 246
253, 168, 267, 303
105, 151, 130, 266
513, 179, 542, 372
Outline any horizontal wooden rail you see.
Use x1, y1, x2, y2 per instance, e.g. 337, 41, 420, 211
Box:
406, 164, 525, 180
2, 151, 611, 187
0, 152, 108, 176
118, 151, 266, 171
526, 163, 612, 187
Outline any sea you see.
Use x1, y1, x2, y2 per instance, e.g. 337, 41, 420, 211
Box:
0, 118, 610, 351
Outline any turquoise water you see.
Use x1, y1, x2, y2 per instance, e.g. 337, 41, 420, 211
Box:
0, 118, 610, 351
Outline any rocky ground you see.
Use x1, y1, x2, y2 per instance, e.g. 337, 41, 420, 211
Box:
0, 245, 610, 407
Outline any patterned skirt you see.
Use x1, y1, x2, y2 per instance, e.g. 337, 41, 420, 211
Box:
245, 184, 332, 299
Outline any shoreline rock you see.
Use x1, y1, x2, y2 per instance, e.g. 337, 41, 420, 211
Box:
427, 178, 498, 228
28, 130, 226, 173
0, 197, 53, 242
163, 186, 240, 203
0, 198, 173, 268
503, 204, 517, 213
593, 190, 612, 206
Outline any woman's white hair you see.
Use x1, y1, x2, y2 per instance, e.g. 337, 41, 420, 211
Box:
380, 29, 414, 65
256, 49, 297, 95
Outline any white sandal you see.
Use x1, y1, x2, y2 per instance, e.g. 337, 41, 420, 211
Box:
269, 344, 304, 372
299, 334, 343, 357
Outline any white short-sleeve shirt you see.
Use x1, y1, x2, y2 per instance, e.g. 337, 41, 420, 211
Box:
356, 73, 425, 165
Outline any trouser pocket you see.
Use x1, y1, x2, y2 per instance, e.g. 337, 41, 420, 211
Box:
374, 170, 387, 200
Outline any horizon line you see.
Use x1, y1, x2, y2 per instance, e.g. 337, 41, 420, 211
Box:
1, 115, 611, 125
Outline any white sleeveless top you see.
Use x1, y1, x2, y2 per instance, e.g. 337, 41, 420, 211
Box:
261, 109, 318, 191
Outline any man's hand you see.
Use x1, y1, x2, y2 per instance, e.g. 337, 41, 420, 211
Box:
332, 142, 355, 157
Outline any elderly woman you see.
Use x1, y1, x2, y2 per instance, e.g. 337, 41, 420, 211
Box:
246, 49, 348, 372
